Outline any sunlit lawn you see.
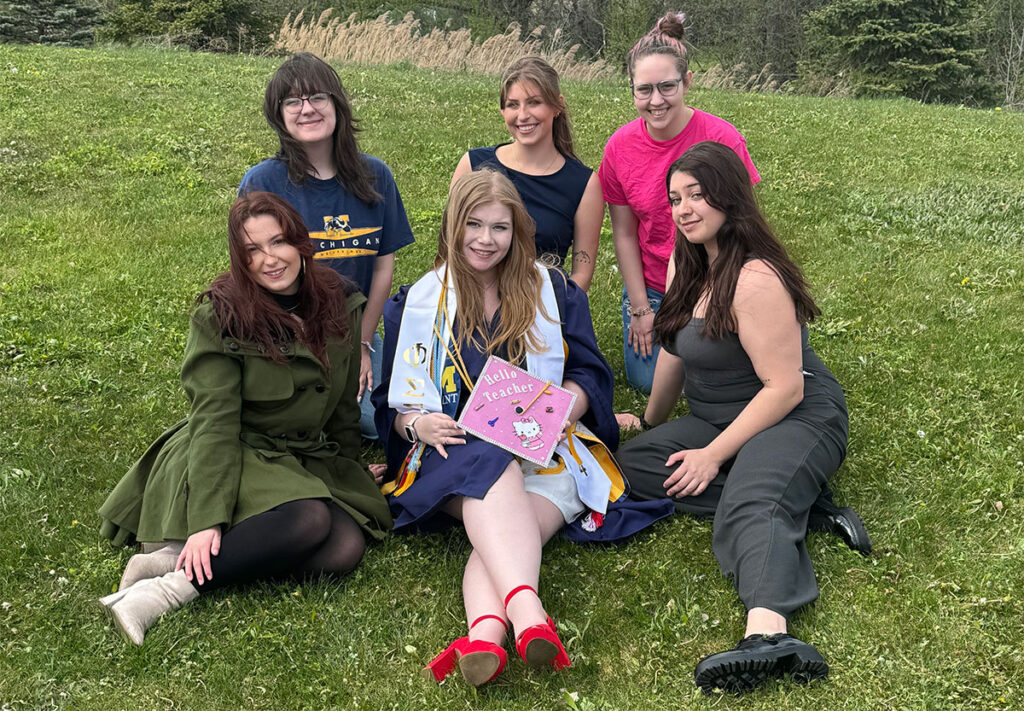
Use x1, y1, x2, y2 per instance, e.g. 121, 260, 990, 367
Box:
1, 44, 1022, 710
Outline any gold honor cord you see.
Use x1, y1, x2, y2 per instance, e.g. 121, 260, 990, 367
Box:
432, 273, 475, 391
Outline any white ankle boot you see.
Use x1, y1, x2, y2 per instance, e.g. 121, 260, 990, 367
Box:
99, 569, 199, 645
119, 542, 184, 590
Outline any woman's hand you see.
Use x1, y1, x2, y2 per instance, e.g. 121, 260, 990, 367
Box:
558, 379, 588, 443
663, 448, 722, 498
615, 412, 642, 431
368, 463, 387, 484
357, 345, 373, 400
414, 413, 466, 459
628, 310, 655, 359
176, 526, 221, 585
558, 417, 579, 443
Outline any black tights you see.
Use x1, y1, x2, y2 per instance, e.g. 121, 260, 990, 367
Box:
193, 499, 366, 594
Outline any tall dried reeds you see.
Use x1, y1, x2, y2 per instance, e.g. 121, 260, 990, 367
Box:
697, 63, 783, 94
273, 11, 617, 81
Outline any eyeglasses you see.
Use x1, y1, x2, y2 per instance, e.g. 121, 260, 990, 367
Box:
280, 93, 332, 114
630, 78, 685, 100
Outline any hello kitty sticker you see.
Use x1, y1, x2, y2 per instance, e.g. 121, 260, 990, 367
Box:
512, 417, 544, 450
458, 356, 576, 466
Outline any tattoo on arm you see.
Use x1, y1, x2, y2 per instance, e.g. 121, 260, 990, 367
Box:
572, 249, 592, 264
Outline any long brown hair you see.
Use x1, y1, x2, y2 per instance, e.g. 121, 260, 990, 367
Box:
435, 169, 555, 364
263, 52, 381, 204
201, 191, 355, 365
499, 56, 578, 162
654, 141, 819, 344
626, 11, 690, 80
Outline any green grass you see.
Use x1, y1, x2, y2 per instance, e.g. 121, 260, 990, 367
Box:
1, 44, 1023, 710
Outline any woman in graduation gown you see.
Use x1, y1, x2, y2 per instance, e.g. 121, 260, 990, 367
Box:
373, 169, 669, 687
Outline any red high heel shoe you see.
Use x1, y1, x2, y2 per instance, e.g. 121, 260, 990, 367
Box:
421, 615, 508, 687
504, 585, 572, 670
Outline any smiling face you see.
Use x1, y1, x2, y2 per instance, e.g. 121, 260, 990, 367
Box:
631, 54, 693, 141
669, 170, 725, 254
243, 213, 303, 295
281, 89, 337, 149
501, 81, 559, 147
461, 201, 514, 282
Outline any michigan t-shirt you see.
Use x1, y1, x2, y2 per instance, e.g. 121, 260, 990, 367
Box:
239, 156, 414, 296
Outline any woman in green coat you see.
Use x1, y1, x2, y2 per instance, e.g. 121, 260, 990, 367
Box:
98, 191, 393, 645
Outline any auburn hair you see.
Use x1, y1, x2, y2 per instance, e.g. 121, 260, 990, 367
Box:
435, 169, 555, 364
499, 56, 578, 162
654, 141, 819, 344
262, 52, 380, 204
201, 191, 355, 366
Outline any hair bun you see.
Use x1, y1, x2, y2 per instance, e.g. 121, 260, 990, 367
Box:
656, 11, 687, 40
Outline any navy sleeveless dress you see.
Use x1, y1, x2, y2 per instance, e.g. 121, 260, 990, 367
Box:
468, 145, 592, 262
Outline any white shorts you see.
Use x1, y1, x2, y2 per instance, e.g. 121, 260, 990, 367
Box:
521, 460, 586, 524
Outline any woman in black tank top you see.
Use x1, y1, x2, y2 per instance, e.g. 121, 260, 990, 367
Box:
617, 141, 868, 694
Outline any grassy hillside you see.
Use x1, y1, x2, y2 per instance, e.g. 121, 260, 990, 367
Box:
1, 44, 1022, 710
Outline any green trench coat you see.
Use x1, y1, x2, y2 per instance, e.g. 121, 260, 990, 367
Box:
99, 293, 393, 546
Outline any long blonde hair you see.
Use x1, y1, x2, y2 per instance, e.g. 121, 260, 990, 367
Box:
435, 169, 555, 364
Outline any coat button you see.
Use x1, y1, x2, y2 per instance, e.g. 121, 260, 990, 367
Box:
297, 430, 308, 438
315, 385, 326, 393
297, 386, 306, 392
228, 342, 239, 351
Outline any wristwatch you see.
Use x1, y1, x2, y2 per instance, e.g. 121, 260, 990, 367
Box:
404, 414, 423, 443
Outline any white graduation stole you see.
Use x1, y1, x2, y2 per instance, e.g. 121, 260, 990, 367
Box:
388, 264, 612, 514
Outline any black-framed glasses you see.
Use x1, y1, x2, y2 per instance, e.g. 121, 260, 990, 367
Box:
280, 93, 332, 114
630, 78, 685, 100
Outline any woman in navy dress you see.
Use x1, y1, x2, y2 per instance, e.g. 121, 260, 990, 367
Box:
373, 169, 666, 687
450, 57, 603, 291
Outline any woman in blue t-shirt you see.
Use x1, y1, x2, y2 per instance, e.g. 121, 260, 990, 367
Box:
240, 53, 414, 451
450, 57, 603, 292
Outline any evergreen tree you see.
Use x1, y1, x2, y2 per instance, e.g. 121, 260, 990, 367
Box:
802, 0, 992, 103
0, 0, 101, 46
98, 0, 277, 51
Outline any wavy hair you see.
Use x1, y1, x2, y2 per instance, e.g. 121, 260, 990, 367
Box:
435, 169, 555, 364
262, 52, 380, 204
653, 142, 819, 344
626, 11, 690, 80
499, 56, 578, 161
201, 191, 355, 366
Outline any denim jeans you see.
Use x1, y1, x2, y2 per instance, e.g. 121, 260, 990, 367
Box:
621, 286, 663, 395
359, 332, 383, 440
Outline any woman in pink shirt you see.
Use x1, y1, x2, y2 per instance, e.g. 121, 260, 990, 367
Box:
599, 11, 759, 395
603, 12, 870, 582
